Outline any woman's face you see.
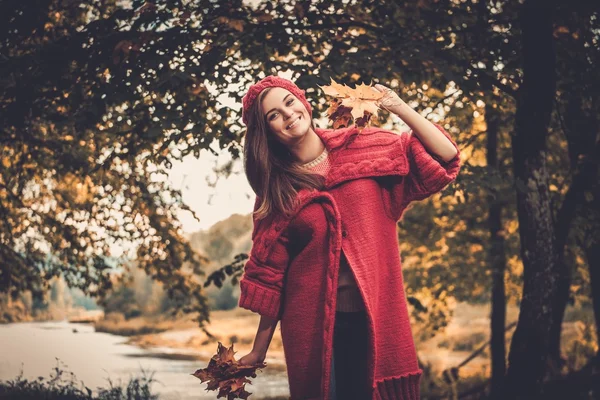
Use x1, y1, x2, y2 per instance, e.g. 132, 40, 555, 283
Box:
260, 87, 311, 147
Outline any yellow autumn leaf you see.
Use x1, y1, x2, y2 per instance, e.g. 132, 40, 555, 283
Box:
320, 78, 384, 119
341, 96, 381, 120
354, 82, 383, 100
318, 78, 355, 98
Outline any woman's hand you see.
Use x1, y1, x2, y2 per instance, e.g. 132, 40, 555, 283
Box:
238, 349, 267, 366
374, 83, 407, 114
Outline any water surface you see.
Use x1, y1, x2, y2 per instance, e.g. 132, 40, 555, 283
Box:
0, 321, 289, 399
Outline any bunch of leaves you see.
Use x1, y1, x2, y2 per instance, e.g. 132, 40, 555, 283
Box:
319, 78, 385, 131
192, 342, 266, 400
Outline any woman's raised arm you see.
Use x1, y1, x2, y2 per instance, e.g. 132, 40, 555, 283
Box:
374, 83, 458, 161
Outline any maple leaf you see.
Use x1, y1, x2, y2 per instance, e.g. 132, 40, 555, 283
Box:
192, 342, 266, 400
319, 78, 355, 98
318, 78, 385, 132
326, 98, 342, 117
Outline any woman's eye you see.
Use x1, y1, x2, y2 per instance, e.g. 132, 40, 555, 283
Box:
267, 100, 293, 121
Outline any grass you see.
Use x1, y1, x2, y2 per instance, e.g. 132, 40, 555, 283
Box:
115, 308, 288, 373
93, 312, 197, 336
0, 359, 158, 400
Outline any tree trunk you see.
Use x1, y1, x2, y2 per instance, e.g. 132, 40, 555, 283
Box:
486, 101, 508, 399
504, 1, 560, 398
548, 97, 600, 370
583, 218, 600, 366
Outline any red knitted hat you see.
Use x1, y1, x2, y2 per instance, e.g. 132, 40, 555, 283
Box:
241, 75, 312, 126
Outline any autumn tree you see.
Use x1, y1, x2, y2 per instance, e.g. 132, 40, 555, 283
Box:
547, 4, 600, 370
2, 3, 599, 398
0, 0, 222, 331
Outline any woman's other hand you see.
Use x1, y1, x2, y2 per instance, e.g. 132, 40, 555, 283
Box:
374, 83, 406, 114
238, 349, 267, 366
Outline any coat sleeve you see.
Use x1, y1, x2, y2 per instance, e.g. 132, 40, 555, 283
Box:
238, 198, 291, 321
381, 123, 461, 221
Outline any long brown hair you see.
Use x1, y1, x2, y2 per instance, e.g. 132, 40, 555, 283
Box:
243, 87, 325, 220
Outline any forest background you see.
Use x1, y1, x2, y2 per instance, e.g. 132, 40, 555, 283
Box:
0, 0, 599, 399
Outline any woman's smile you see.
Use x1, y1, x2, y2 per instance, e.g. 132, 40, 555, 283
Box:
286, 115, 302, 130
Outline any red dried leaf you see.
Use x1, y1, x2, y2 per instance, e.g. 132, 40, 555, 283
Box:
192, 342, 267, 400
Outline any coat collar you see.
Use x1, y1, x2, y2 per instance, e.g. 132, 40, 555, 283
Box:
252, 125, 410, 247
313, 125, 409, 189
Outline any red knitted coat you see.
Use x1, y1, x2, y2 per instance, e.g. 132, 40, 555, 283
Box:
238, 124, 461, 400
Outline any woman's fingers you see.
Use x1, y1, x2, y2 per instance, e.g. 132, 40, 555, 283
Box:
374, 83, 395, 110
374, 83, 389, 92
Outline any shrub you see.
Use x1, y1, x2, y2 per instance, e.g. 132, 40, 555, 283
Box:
0, 360, 158, 400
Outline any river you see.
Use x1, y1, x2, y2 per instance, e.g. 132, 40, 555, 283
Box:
0, 320, 289, 399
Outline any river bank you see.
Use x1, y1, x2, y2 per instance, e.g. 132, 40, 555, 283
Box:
100, 302, 597, 378
110, 303, 499, 377
119, 308, 288, 372
0, 319, 290, 399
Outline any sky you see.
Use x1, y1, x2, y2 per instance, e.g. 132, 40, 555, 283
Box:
168, 147, 254, 234
166, 70, 298, 235
106, 148, 253, 259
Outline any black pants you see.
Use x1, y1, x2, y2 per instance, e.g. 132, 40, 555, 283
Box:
330, 310, 372, 400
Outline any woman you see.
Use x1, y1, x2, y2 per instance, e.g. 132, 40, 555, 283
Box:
237, 75, 460, 400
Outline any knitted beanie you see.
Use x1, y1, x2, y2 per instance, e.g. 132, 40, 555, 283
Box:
241, 75, 312, 126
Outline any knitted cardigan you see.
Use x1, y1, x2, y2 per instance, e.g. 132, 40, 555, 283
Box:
301, 149, 365, 312
238, 124, 461, 400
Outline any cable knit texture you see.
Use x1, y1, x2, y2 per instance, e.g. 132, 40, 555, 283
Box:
238, 124, 461, 400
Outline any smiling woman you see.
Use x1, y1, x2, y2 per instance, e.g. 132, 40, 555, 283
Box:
241, 76, 326, 220
236, 74, 461, 400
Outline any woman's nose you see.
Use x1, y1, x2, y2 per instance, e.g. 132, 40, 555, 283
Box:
282, 108, 294, 118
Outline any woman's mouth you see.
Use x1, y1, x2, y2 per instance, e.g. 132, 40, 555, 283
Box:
286, 116, 302, 130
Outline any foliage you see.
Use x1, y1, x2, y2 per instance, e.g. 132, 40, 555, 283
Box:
0, 359, 157, 400
99, 264, 178, 319
564, 317, 599, 373
0, 0, 211, 328
192, 342, 265, 400
190, 213, 253, 310
0, 277, 99, 323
